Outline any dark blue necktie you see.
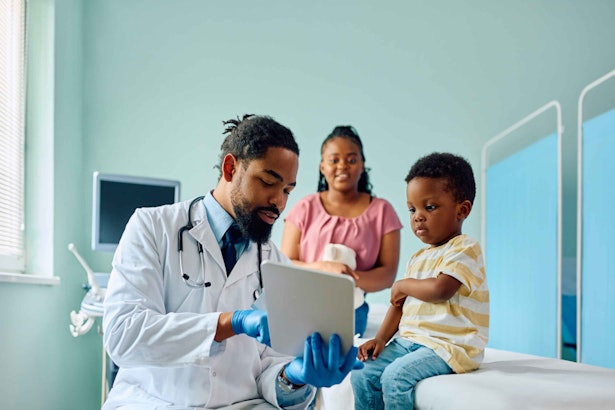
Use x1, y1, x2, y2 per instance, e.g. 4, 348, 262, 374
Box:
221, 224, 242, 275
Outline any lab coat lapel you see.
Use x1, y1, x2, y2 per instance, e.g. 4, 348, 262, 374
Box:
188, 214, 228, 277
224, 242, 271, 287
187, 209, 272, 287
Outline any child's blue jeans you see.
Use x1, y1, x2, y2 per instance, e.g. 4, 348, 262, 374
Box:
350, 338, 453, 410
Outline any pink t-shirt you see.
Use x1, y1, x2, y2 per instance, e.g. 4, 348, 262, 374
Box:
284, 193, 403, 271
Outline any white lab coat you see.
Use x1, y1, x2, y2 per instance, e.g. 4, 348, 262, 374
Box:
102, 199, 314, 409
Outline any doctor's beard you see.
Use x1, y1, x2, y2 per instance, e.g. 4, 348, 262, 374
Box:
231, 190, 279, 245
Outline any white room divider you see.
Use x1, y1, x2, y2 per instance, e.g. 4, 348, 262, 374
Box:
577, 69, 615, 369
482, 101, 562, 359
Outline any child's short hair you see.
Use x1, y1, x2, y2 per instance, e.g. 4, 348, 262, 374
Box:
405, 152, 476, 204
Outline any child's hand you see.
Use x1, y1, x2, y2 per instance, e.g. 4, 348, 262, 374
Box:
390, 281, 408, 307
357, 338, 386, 361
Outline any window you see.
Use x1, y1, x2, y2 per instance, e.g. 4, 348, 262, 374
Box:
0, 0, 26, 273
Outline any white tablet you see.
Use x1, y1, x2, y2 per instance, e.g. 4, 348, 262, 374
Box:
260, 260, 356, 358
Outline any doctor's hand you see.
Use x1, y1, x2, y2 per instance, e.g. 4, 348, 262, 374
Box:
283, 332, 364, 388
231, 309, 270, 346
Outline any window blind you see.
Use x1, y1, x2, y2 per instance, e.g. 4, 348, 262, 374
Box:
0, 0, 26, 272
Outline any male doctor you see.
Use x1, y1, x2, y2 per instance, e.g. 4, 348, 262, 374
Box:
102, 114, 361, 409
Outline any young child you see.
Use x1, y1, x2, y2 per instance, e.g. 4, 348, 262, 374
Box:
350, 152, 489, 410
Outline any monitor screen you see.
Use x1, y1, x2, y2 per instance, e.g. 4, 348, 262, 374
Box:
92, 172, 181, 252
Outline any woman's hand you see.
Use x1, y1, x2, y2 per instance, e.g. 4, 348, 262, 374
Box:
314, 261, 359, 281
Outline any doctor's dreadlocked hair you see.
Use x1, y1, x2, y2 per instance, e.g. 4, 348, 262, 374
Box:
317, 125, 372, 194
216, 114, 299, 178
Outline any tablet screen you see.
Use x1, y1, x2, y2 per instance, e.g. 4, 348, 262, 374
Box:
260, 260, 356, 357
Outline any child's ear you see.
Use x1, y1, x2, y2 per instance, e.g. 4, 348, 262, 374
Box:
457, 200, 472, 220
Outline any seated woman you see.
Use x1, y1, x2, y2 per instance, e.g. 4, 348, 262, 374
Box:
281, 125, 402, 336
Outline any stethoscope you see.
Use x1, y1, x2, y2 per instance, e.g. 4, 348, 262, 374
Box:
178, 196, 263, 300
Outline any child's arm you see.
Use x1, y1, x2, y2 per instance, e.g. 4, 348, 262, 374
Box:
390, 273, 462, 305
374, 304, 403, 341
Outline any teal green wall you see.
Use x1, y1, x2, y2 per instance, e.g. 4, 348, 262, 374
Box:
1, 0, 101, 409
1, 1, 614, 408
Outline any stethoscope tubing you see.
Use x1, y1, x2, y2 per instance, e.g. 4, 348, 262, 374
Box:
179, 196, 263, 300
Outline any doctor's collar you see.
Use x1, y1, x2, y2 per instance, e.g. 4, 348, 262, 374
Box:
203, 192, 236, 244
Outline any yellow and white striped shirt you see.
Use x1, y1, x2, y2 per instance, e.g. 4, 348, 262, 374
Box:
398, 234, 489, 373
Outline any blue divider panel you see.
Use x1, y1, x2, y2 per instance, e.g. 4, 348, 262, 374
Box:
581, 107, 615, 369
486, 133, 558, 358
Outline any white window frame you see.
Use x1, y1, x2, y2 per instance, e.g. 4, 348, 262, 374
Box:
0, 0, 27, 274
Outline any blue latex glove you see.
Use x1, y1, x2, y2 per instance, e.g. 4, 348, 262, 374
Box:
231, 309, 270, 346
284, 332, 364, 388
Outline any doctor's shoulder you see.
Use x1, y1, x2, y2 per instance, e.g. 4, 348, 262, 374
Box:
124, 200, 192, 240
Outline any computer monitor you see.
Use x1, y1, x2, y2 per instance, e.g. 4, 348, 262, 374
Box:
92, 172, 181, 252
